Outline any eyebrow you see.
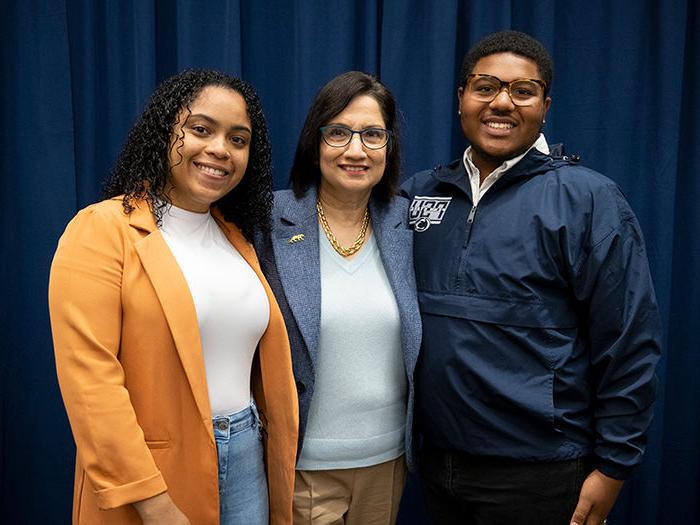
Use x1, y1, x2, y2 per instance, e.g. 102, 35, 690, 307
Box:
187, 113, 252, 134
326, 122, 386, 129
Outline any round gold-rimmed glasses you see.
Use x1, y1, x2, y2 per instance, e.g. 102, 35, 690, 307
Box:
466, 74, 547, 106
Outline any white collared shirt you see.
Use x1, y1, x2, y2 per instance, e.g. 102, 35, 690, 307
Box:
463, 133, 550, 206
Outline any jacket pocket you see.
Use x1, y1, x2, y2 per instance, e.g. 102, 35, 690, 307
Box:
418, 293, 577, 445
145, 439, 170, 449
418, 290, 578, 329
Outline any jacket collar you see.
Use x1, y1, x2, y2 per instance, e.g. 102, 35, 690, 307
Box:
433, 148, 559, 199
277, 186, 318, 226
125, 197, 158, 232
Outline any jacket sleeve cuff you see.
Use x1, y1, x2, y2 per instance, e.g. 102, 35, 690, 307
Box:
595, 458, 634, 481
95, 471, 167, 510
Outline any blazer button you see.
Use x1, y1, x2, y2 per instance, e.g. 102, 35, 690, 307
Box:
296, 381, 306, 394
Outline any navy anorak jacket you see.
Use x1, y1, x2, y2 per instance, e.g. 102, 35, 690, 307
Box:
401, 148, 661, 480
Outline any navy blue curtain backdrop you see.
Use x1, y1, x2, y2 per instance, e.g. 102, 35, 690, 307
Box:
2, 1, 698, 523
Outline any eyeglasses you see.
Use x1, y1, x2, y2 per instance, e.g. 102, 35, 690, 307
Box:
320, 125, 391, 149
466, 74, 547, 106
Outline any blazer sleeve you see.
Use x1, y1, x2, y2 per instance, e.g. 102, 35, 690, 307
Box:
48, 205, 167, 509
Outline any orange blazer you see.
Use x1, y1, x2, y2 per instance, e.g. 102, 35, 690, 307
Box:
49, 197, 298, 525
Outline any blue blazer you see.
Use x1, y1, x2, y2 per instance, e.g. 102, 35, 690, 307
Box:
256, 187, 422, 470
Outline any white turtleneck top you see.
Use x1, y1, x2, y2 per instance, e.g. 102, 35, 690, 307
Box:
159, 204, 269, 416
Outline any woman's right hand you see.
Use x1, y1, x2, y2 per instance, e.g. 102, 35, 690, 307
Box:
133, 492, 191, 524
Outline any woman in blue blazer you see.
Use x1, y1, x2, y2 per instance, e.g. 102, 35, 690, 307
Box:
257, 71, 421, 524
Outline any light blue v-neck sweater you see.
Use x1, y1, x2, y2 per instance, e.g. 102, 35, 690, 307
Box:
296, 228, 406, 470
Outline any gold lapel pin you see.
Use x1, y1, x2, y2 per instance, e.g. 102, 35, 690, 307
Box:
288, 234, 305, 244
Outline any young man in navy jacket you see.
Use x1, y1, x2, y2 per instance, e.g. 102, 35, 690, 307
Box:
401, 30, 661, 525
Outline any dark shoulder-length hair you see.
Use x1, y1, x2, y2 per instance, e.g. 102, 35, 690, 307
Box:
289, 71, 401, 202
103, 69, 273, 241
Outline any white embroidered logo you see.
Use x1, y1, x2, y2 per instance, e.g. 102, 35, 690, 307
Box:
409, 196, 452, 231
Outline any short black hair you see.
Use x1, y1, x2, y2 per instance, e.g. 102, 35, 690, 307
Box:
459, 30, 553, 95
289, 71, 401, 202
103, 69, 273, 242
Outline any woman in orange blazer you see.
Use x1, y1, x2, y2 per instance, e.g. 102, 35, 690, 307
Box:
49, 70, 298, 525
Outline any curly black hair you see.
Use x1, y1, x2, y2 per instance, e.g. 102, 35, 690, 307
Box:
459, 30, 553, 96
103, 69, 273, 241
289, 71, 401, 202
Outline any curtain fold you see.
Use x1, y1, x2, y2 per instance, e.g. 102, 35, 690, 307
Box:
2, 1, 697, 523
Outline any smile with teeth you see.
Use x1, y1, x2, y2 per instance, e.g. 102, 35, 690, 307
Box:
341, 165, 368, 172
485, 121, 515, 129
195, 162, 228, 177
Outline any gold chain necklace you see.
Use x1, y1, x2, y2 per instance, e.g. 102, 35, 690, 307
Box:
316, 200, 370, 257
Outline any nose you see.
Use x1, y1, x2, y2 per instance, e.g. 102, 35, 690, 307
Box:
206, 134, 230, 158
489, 88, 515, 110
344, 133, 367, 157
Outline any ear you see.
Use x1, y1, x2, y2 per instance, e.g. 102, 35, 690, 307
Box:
457, 87, 465, 113
543, 96, 552, 116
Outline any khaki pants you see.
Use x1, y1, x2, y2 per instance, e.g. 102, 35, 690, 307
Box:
293, 456, 407, 525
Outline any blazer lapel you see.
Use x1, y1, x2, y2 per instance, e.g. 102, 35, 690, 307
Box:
130, 204, 212, 436
370, 199, 421, 374
211, 210, 258, 267
370, 199, 411, 304
272, 190, 322, 368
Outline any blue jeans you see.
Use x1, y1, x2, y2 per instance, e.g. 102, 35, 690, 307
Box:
213, 402, 269, 525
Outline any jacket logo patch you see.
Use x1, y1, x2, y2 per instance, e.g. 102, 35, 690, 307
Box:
409, 196, 452, 231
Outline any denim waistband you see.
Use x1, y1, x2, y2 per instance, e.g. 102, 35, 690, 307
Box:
213, 401, 261, 439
